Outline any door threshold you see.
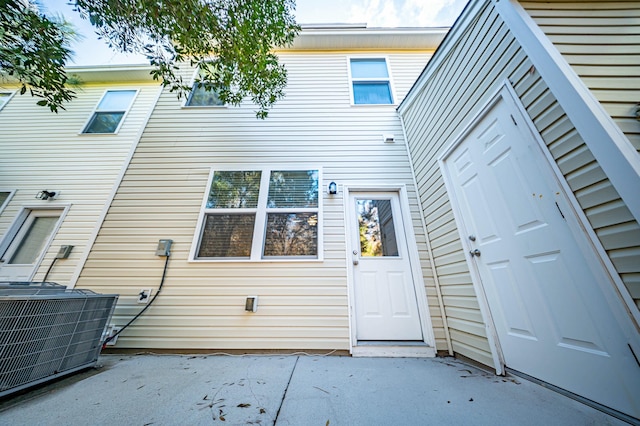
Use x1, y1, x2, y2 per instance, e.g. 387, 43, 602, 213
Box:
352, 341, 435, 358
357, 340, 427, 347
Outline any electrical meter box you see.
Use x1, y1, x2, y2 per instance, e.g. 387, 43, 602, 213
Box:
155, 239, 173, 256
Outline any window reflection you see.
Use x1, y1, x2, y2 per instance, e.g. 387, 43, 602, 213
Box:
357, 199, 399, 257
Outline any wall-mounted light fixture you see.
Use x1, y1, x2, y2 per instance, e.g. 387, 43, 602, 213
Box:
328, 182, 337, 195
35, 190, 58, 200
383, 134, 395, 143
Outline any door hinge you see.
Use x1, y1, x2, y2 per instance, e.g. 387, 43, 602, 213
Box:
555, 201, 565, 220
510, 114, 518, 126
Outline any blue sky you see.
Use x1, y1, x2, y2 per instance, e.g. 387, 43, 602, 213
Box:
41, 0, 468, 66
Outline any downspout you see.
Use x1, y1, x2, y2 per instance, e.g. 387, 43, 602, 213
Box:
67, 84, 164, 289
400, 114, 454, 356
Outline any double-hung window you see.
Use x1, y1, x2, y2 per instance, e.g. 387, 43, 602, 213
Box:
82, 90, 137, 133
0, 190, 15, 214
0, 92, 13, 111
193, 168, 320, 260
185, 82, 224, 107
349, 58, 394, 105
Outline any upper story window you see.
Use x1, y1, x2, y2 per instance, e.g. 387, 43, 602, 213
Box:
0, 190, 15, 214
186, 82, 224, 107
349, 58, 393, 105
0, 92, 13, 111
192, 168, 320, 261
82, 90, 137, 134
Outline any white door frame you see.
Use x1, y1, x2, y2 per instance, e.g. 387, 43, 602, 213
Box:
439, 80, 640, 374
344, 184, 436, 357
0, 204, 70, 281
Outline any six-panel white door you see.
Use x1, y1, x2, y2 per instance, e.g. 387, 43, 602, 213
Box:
444, 94, 640, 418
350, 192, 423, 341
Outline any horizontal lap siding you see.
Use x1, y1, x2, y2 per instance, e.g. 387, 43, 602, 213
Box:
76, 51, 446, 351
521, 1, 640, 311
400, 3, 527, 367
0, 82, 160, 285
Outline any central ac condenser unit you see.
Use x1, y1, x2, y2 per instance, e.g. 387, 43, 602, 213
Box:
0, 282, 118, 397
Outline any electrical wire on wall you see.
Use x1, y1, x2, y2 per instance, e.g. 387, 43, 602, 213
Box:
102, 241, 172, 348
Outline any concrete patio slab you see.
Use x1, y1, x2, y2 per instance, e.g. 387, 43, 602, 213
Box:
0, 354, 629, 425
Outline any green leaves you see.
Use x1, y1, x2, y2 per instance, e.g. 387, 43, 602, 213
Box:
2, 0, 299, 118
0, 0, 77, 112
73, 0, 300, 118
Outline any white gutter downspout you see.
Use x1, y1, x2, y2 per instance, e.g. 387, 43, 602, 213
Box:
67, 85, 164, 289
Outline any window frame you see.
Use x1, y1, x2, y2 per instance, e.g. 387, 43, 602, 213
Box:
183, 68, 226, 108
80, 89, 139, 134
190, 166, 323, 262
0, 91, 16, 111
347, 56, 396, 106
0, 189, 16, 214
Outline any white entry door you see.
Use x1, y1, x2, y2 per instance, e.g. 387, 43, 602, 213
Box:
349, 192, 423, 341
443, 92, 640, 418
0, 209, 62, 281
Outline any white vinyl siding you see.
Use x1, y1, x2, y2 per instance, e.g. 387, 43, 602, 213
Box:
75, 50, 444, 351
400, 0, 640, 369
0, 81, 161, 286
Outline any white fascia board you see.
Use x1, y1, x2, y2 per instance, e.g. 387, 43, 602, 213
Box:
495, 0, 640, 225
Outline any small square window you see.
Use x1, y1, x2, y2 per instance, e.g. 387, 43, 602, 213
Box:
0, 190, 14, 213
349, 58, 393, 105
83, 90, 136, 133
0, 92, 13, 111
186, 82, 224, 107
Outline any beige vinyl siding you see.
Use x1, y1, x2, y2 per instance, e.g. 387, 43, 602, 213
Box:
0, 82, 160, 285
76, 51, 446, 351
521, 1, 640, 152
401, 0, 640, 370
519, 1, 640, 310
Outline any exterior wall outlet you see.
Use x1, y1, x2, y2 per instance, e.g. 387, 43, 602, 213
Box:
102, 325, 121, 346
55, 245, 74, 259
138, 289, 153, 304
245, 296, 258, 312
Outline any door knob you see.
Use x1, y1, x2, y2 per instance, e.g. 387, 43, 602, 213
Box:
469, 249, 481, 257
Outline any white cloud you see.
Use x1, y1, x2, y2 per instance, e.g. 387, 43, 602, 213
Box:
347, 0, 467, 27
